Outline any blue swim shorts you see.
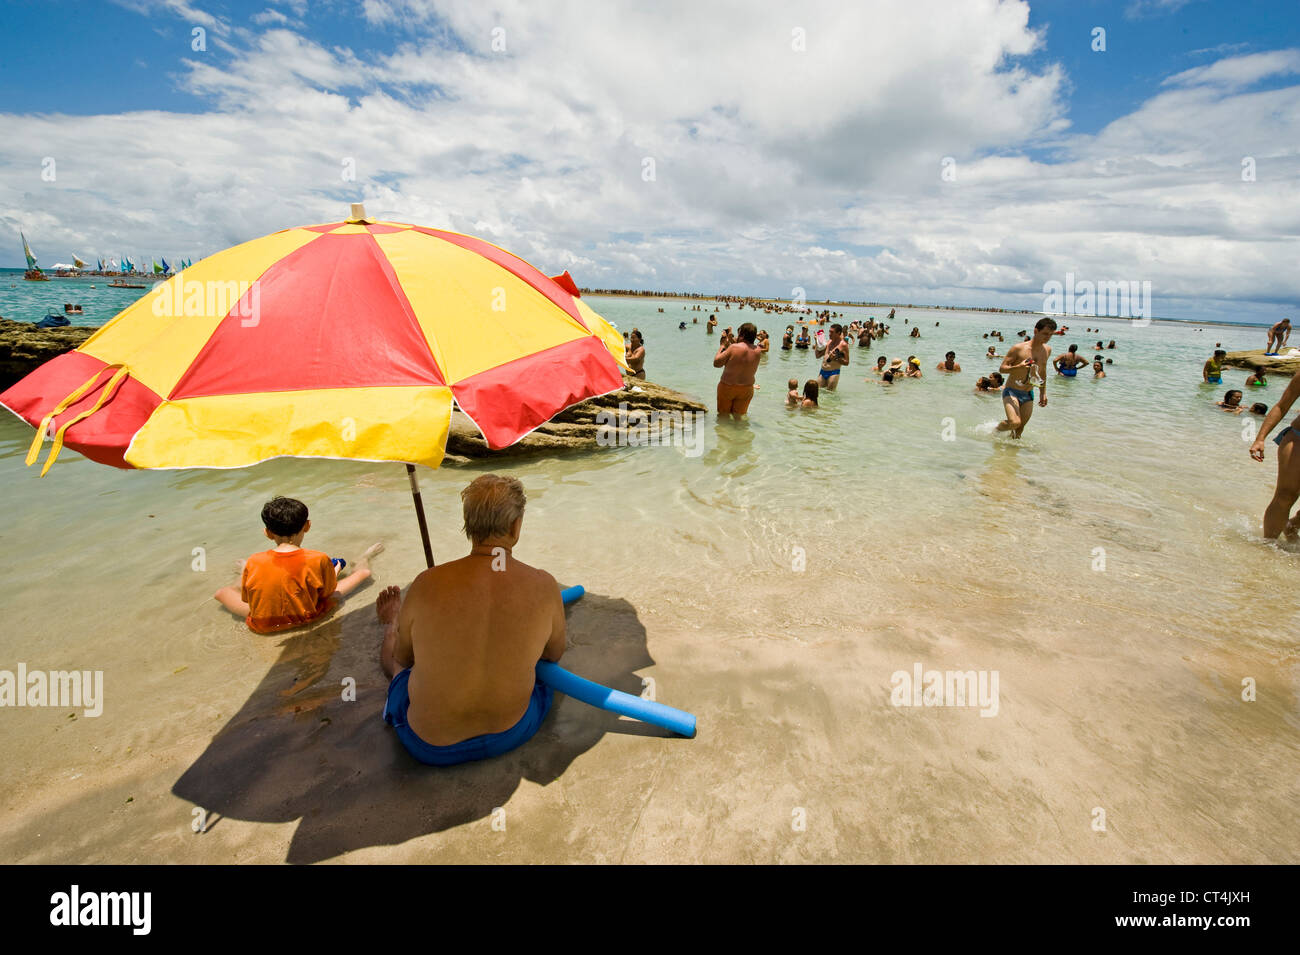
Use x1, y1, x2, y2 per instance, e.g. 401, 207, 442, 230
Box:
1002, 385, 1034, 403
383, 669, 552, 766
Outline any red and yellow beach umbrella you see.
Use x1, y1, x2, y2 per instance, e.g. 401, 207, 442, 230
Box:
1, 206, 628, 565
2, 207, 627, 476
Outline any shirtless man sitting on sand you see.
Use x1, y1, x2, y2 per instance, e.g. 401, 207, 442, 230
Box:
815, 323, 850, 390
376, 474, 566, 766
997, 317, 1055, 438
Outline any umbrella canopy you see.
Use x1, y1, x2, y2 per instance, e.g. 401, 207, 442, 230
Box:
2, 210, 628, 476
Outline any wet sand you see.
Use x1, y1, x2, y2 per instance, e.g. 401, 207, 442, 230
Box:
1, 558, 1294, 864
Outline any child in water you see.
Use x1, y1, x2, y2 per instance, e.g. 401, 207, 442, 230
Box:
801, 379, 819, 408
214, 496, 382, 633
786, 378, 801, 406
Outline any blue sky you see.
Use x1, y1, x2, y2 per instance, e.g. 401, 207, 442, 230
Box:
1025, 0, 1300, 135
1, 0, 1298, 322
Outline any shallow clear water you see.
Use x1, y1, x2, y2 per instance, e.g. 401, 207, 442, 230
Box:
1, 278, 1296, 861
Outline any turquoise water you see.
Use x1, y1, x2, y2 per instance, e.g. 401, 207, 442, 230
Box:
0, 268, 157, 326
1, 280, 1296, 862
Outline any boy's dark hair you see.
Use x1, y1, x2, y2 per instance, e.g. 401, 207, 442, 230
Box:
262, 496, 309, 537
737, 322, 758, 343
1035, 317, 1059, 332
1214, 349, 1226, 358
1252, 403, 1269, 414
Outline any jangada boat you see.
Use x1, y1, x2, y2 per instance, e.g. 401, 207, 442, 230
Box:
20, 231, 49, 281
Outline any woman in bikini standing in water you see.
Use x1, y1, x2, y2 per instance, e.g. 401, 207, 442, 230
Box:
1249, 371, 1300, 539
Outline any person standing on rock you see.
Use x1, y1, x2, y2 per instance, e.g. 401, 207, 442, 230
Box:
626, 330, 646, 380
1266, 318, 1291, 355
714, 321, 762, 418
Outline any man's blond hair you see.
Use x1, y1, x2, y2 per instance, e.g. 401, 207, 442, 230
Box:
461, 474, 527, 542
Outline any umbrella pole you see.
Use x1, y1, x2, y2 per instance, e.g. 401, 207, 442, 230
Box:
406, 464, 435, 568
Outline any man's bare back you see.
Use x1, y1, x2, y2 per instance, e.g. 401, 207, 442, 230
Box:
716, 341, 762, 384
384, 550, 564, 746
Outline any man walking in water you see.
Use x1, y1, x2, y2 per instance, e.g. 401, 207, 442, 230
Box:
714, 321, 762, 418
814, 323, 850, 390
997, 317, 1056, 438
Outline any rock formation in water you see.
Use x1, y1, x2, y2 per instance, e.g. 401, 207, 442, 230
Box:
1222, 349, 1300, 376
0, 318, 94, 390
445, 377, 709, 459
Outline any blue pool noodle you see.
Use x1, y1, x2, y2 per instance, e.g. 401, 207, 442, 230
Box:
544, 584, 697, 738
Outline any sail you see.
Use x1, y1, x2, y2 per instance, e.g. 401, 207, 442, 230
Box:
123, 256, 133, 273
153, 260, 163, 274
73, 255, 87, 269
161, 257, 171, 273
97, 259, 104, 272
20, 231, 37, 270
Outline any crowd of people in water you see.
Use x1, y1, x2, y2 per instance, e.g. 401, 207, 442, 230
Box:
625, 299, 1300, 544
675, 303, 1116, 440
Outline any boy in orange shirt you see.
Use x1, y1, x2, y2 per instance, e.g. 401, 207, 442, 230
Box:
214, 496, 382, 634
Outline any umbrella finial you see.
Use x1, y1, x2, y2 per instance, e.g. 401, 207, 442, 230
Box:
348, 203, 370, 224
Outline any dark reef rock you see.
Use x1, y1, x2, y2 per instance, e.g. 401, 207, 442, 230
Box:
0, 318, 94, 390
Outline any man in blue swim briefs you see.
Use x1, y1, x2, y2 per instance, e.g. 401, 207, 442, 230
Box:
997, 317, 1055, 438
814, 323, 850, 390
374, 474, 567, 766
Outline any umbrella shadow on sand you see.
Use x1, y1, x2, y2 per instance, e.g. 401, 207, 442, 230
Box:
172, 588, 663, 864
